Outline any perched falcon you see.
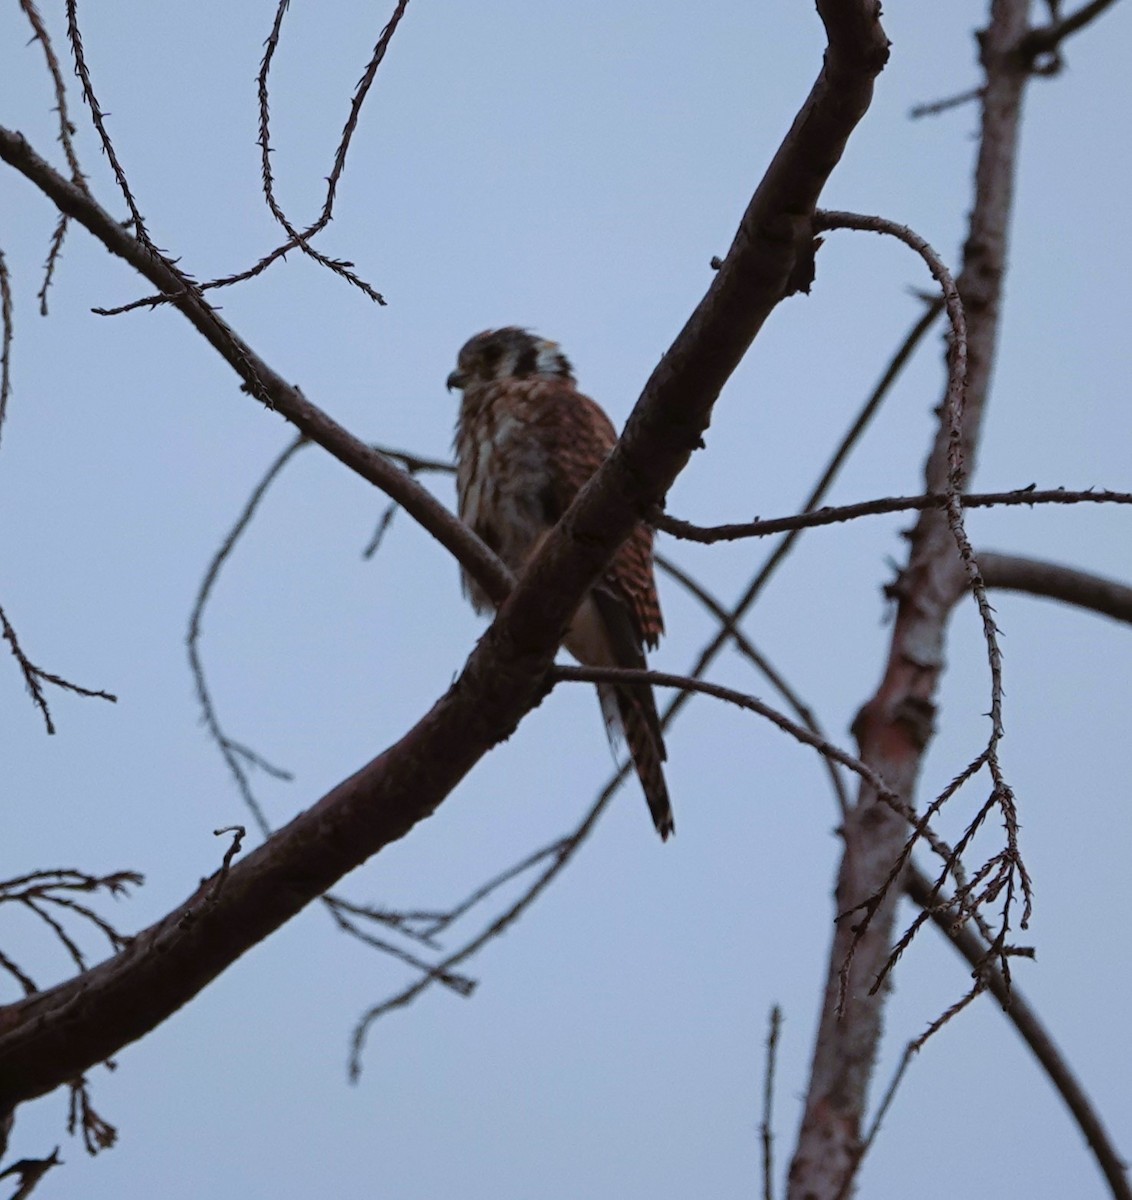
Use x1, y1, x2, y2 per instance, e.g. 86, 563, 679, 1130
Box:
446, 327, 674, 841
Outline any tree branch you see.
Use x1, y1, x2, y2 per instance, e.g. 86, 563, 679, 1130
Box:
0, 0, 890, 1107
658, 486, 1132, 543
905, 865, 1132, 1200
788, 2, 1034, 1194
0, 125, 511, 605
979, 551, 1132, 624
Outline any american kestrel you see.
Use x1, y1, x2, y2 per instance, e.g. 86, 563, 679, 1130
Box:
446, 327, 674, 840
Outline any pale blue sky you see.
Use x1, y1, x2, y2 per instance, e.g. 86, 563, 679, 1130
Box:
2, 3, 1130, 1197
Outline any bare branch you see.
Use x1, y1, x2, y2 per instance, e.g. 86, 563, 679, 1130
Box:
1, 127, 510, 597
0, 1147, 62, 1199
1019, 0, 1124, 61
761, 1005, 783, 1200
66, 1076, 115, 1155
64, 0, 152, 249
0, 250, 11, 447
905, 865, 1132, 1200
0, 0, 890, 1104
789, 3, 1035, 1191
659, 486, 1132, 543
253, 0, 409, 304
979, 551, 1132, 624
0, 603, 117, 734
19, 0, 89, 313
909, 86, 985, 119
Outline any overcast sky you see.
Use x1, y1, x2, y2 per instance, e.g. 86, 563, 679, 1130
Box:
2, 3, 1131, 1198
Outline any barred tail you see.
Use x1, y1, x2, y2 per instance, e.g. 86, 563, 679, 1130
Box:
599, 680, 674, 841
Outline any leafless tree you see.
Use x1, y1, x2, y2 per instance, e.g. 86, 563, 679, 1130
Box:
1, 2, 1128, 1197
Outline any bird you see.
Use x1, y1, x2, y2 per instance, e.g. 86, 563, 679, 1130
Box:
446, 327, 674, 841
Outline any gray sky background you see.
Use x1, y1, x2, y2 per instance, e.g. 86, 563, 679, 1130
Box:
2, 3, 1130, 1197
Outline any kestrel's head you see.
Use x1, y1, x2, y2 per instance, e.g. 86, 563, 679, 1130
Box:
445, 327, 574, 393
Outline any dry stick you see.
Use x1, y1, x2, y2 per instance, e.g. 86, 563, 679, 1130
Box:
64, 0, 153, 250
910, 86, 985, 119
0, 1147, 62, 1196
187, 434, 309, 839
0, 603, 117, 733
20, 0, 90, 313
814, 214, 1005, 768
761, 1005, 783, 1200
0, 0, 891, 1104
1020, 0, 1125, 58
550, 664, 946, 852
254, 0, 404, 304
659, 487, 1132, 543
0, 249, 11, 446
978, 551, 1132, 625
348, 770, 623, 1079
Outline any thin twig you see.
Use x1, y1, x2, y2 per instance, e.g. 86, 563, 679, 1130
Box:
20, 0, 89, 313
0, 603, 117, 734
186, 434, 308, 839
656, 555, 851, 817
0, 250, 11, 448
64, 0, 153, 248
348, 773, 624, 1079
1019, 0, 1124, 61
253, 0, 409, 304
761, 1005, 782, 1200
909, 87, 984, 119
905, 863, 1132, 1200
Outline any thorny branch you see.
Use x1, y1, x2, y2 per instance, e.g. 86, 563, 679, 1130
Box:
253, 0, 408, 304
658, 487, 1132, 544
788, 3, 1037, 1195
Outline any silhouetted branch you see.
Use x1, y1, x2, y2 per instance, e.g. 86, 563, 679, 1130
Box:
65, 1077, 115, 1155
0, 604, 117, 734
0, 1147, 61, 1199
979, 551, 1132, 625
0, 0, 890, 1105
909, 86, 984, 119
761, 1005, 783, 1200
659, 487, 1132, 543
905, 865, 1132, 1200
1019, 0, 1124, 63
253, 0, 407, 304
64, 0, 153, 250
0, 251, 10, 446
788, 3, 1034, 1190
0, 127, 510, 601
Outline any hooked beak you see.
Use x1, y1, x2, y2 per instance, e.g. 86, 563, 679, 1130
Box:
446, 369, 466, 392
